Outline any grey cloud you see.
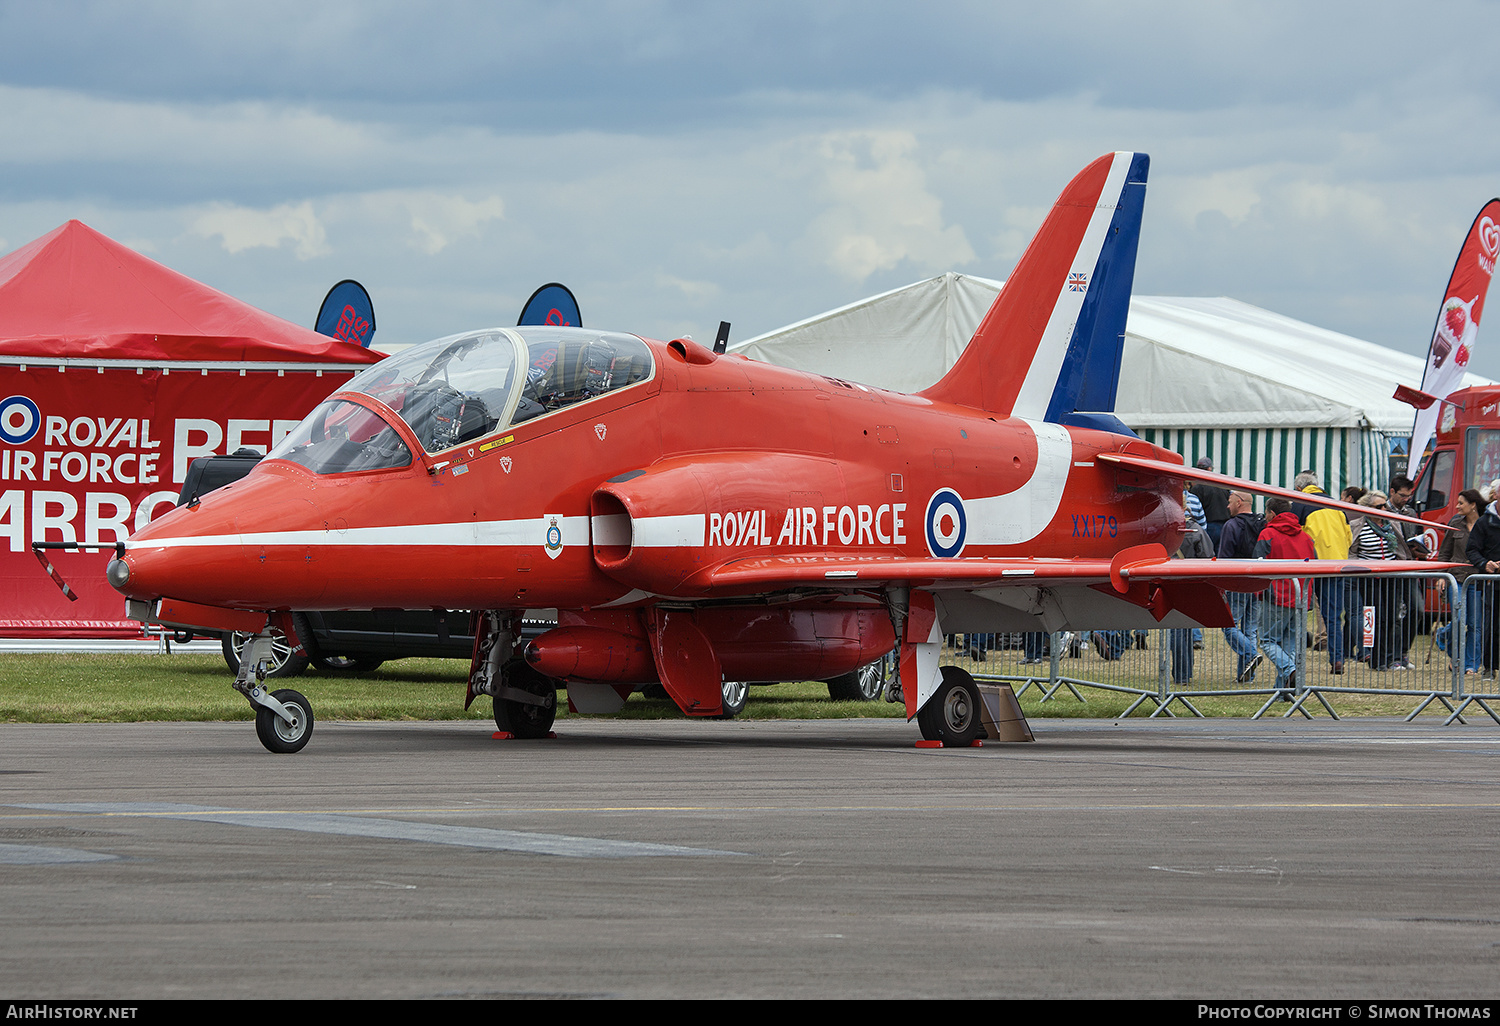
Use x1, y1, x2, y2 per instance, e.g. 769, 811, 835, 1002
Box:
1, 1, 1499, 381
3, 2, 1497, 128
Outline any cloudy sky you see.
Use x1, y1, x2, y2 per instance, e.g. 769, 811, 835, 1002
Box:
3, 1, 1499, 379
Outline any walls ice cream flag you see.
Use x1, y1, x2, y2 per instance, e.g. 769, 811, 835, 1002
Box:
1411, 200, 1500, 463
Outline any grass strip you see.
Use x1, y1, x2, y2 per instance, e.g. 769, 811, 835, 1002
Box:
0, 651, 1460, 724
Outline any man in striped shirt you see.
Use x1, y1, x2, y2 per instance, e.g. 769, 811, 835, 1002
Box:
1352, 490, 1409, 670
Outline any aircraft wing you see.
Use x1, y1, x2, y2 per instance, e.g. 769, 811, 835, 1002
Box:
703, 545, 1457, 720
1096, 452, 1445, 534
705, 547, 1451, 595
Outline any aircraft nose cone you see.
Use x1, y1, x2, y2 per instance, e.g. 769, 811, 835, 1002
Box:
107, 544, 177, 604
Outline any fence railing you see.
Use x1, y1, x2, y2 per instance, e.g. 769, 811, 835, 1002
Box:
948, 570, 1498, 725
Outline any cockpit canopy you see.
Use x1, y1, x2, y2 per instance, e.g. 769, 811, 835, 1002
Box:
268, 327, 654, 474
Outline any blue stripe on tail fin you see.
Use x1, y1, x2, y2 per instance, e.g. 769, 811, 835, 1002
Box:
1046, 152, 1149, 427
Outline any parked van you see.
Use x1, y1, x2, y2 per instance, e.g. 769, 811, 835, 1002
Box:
1408, 384, 1500, 625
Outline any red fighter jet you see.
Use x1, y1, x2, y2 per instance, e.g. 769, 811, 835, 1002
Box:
108, 151, 1442, 753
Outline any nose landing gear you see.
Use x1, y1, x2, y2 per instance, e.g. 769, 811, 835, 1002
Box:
234, 630, 316, 754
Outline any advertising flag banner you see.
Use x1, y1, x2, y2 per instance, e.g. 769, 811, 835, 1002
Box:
517, 283, 582, 328
314, 280, 377, 347
1411, 199, 1500, 463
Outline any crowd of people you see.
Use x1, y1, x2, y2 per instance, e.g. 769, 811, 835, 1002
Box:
956, 462, 1500, 693
1190, 461, 1500, 693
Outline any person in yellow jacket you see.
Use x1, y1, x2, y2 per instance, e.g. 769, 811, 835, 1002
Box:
1297, 475, 1353, 673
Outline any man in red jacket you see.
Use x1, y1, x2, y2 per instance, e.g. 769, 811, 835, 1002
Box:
1254, 497, 1317, 699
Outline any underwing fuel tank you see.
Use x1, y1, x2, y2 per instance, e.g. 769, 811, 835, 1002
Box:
524, 626, 655, 683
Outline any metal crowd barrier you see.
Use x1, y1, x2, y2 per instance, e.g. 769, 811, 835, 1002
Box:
948, 570, 1498, 724
1450, 573, 1500, 724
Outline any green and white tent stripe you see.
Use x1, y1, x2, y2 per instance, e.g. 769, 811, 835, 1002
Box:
1134, 426, 1396, 496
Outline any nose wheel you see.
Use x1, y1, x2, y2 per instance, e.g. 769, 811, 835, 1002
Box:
253, 688, 315, 754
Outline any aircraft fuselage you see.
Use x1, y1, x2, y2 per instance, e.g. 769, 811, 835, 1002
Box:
116, 332, 1187, 619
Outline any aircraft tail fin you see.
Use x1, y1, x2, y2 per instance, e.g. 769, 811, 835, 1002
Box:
918, 151, 1149, 424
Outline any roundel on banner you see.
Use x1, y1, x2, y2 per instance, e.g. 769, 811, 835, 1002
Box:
0, 395, 40, 445
1421, 527, 1440, 555
925, 488, 967, 558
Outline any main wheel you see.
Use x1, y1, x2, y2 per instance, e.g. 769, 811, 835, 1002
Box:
916, 666, 984, 746
717, 679, 749, 719
826, 650, 894, 701
493, 663, 557, 739
254, 688, 314, 754
223, 627, 309, 679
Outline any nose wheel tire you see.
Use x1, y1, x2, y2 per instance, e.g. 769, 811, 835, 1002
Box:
254, 689, 314, 754
916, 667, 983, 747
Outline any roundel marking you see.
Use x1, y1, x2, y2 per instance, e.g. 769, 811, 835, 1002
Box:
925, 488, 967, 558
0, 395, 40, 445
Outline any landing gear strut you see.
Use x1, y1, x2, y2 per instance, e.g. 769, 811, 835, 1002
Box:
468, 611, 558, 739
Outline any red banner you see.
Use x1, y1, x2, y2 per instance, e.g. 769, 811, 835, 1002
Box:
0, 364, 354, 636
1412, 199, 1500, 462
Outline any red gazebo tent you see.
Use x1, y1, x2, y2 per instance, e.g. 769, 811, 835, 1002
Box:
0, 221, 384, 637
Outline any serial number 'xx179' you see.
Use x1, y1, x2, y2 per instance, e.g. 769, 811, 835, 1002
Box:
1072, 512, 1118, 538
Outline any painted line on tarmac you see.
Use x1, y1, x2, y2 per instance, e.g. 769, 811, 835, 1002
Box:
0, 843, 122, 865
10, 803, 744, 858
10, 799, 1500, 820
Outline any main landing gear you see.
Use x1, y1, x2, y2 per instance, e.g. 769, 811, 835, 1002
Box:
469, 611, 558, 739
234, 631, 315, 754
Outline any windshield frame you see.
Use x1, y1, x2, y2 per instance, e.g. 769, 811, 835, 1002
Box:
264, 390, 434, 477
268, 327, 659, 477
344, 329, 528, 457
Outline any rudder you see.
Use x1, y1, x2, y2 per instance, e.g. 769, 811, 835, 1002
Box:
919, 152, 1149, 423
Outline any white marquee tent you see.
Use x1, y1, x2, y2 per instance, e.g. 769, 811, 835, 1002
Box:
731, 272, 1491, 493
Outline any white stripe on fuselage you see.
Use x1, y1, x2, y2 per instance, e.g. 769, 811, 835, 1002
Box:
1011, 152, 1133, 421
125, 514, 707, 551
963, 419, 1073, 547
